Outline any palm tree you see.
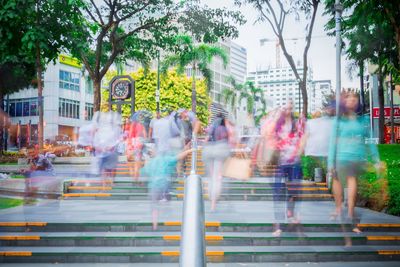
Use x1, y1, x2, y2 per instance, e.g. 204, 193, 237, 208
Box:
161, 36, 228, 113
223, 78, 266, 125
222, 77, 243, 120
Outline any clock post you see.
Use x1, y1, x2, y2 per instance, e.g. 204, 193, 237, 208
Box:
108, 75, 135, 115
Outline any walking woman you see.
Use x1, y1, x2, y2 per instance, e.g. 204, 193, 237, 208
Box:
328, 91, 383, 237
202, 113, 233, 212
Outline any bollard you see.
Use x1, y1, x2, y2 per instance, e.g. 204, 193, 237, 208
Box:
314, 167, 323, 182
179, 134, 206, 266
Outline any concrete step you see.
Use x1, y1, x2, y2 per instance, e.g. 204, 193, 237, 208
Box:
1, 245, 400, 263
2, 222, 399, 233
66, 186, 330, 195
66, 180, 327, 188
1, 232, 400, 247
61, 193, 334, 201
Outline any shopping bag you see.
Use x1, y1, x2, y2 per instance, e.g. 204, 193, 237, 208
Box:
222, 155, 252, 180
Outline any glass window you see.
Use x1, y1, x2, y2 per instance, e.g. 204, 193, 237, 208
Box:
23, 102, 29, 116
59, 70, 80, 91
85, 103, 94, 120
16, 102, 22, 117
59, 98, 80, 119
9, 103, 15, 117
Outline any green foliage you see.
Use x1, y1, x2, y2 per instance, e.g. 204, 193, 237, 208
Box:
0, 151, 25, 164
223, 77, 267, 126
306, 144, 400, 215
301, 156, 327, 181
324, 0, 399, 78
178, 2, 245, 43
0, 62, 36, 99
162, 36, 228, 113
102, 69, 210, 125
377, 144, 400, 215
71, 1, 243, 111
0, 198, 23, 210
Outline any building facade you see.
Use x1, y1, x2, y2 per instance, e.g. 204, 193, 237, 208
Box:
247, 66, 318, 114
5, 55, 93, 147
185, 40, 248, 125
311, 80, 332, 113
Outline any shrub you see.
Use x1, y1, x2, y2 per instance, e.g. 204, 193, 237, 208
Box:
378, 144, 400, 216
301, 156, 327, 181
357, 144, 400, 216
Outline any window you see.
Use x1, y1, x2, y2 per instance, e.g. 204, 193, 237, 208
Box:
7, 98, 39, 117
85, 103, 94, 120
59, 70, 80, 92
59, 98, 80, 119
86, 78, 94, 94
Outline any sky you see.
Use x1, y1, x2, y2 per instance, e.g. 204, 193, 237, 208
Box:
201, 0, 359, 89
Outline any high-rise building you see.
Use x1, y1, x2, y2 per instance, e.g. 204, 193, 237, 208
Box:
247, 66, 315, 113
311, 80, 332, 112
185, 39, 247, 123
230, 42, 247, 84
5, 55, 93, 147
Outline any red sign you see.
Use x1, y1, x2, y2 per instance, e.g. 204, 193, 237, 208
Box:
372, 107, 400, 118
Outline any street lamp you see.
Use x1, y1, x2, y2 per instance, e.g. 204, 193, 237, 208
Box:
156, 50, 161, 114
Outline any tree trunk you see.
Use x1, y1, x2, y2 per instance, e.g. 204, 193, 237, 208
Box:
377, 67, 385, 144
36, 45, 44, 151
300, 81, 308, 116
359, 60, 365, 114
191, 63, 197, 114
93, 78, 101, 112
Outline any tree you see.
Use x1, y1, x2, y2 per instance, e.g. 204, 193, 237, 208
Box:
72, 0, 182, 113
0, 0, 37, 110
12, 0, 85, 150
177, 2, 246, 44
222, 77, 243, 120
240, 81, 267, 125
161, 36, 228, 114
223, 78, 266, 125
324, 0, 398, 144
103, 68, 211, 124
236, 0, 320, 116
73, 1, 245, 113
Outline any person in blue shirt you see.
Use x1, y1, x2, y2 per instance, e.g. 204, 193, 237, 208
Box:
328, 91, 384, 236
141, 147, 193, 230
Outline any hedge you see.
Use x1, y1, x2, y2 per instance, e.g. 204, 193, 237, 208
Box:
302, 144, 400, 216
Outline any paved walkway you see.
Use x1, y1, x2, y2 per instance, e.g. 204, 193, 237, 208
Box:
0, 199, 399, 224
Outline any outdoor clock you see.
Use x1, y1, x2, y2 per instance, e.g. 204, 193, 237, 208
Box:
112, 80, 131, 100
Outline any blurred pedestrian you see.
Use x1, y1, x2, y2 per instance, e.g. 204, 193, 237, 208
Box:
126, 111, 147, 181
328, 91, 383, 239
142, 147, 193, 230
202, 113, 233, 212
92, 111, 122, 180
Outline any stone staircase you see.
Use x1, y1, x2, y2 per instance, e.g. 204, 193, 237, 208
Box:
1, 221, 400, 263
1, 150, 400, 265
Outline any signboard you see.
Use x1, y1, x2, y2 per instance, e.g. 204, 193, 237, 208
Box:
59, 54, 82, 68
372, 107, 400, 118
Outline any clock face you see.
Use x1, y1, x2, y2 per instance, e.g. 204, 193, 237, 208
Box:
112, 80, 131, 100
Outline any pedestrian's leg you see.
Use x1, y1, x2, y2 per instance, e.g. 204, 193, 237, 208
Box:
211, 159, 223, 211
347, 176, 360, 233
331, 178, 343, 219
152, 208, 159, 230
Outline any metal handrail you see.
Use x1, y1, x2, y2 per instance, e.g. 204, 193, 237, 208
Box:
179, 134, 206, 266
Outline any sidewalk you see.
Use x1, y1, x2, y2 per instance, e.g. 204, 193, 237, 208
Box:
0, 199, 399, 224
